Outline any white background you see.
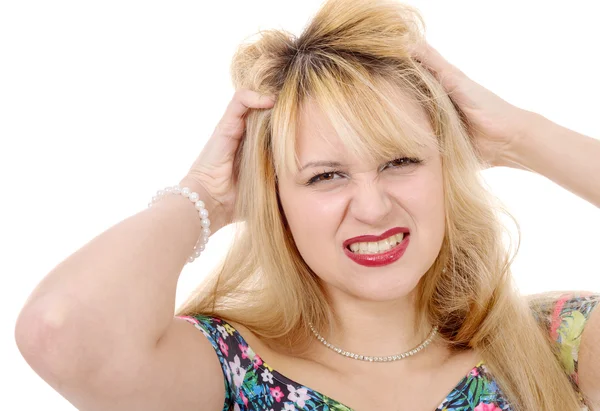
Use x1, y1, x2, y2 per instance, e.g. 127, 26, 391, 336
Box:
1, 1, 599, 409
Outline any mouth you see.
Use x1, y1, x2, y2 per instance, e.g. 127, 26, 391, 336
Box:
342, 227, 411, 267
343, 227, 410, 254
345, 232, 408, 254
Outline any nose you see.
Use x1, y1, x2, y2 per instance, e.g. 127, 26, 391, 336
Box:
348, 179, 393, 226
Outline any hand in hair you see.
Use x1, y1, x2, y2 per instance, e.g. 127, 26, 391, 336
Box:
411, 41, 534, 168
180, 89, 276, 229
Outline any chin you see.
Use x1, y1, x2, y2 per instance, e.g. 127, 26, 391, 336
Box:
344, 270, 424, 302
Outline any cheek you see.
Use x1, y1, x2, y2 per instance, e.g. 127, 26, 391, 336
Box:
283, 191, 345, 243
409, 185, 444, 219
389, 171, 445, 232
279, 189, 348, 273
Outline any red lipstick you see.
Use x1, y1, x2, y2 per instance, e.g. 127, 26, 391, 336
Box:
343, 227, 410, 267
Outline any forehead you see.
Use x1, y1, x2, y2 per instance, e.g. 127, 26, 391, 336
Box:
296, 101, 343, 157
295, 88, 434, 164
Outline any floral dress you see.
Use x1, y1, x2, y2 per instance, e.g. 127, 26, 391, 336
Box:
177, 292, 599, 411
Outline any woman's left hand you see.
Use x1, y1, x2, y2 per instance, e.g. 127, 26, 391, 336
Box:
411, 41, 535, 167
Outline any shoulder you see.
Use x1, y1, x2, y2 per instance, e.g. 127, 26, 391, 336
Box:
526, 291, 599, 363
577, 294, 600, 408
177, 314, 237, 342
176, 315, 279, 408
176, 315, 260, 403
526, 291, 599, 338
527, 291, 600, 406
176, 314, 265, 368
176, 315, 254, 364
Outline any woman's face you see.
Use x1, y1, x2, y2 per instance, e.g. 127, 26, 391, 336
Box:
277, 95, 446, 302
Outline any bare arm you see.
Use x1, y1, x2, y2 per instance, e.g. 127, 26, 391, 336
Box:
16, 179, 220, 359
501, 112, 600, 208
505, 116, 600, 405
14, 180, 227, 410
411, 41, 600, 207
14, 89, 275, 410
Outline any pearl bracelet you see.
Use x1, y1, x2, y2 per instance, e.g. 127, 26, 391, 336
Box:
148, 185, 211, 264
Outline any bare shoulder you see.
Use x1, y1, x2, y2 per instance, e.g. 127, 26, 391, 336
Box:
107, 317, 227, 410
26, 317, 226, 411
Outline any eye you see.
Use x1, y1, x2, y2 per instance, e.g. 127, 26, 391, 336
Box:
306, 170, 343, 185
384, 157, 422, 170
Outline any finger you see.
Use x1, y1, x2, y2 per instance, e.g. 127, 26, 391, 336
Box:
216, 89, 276, 138
411, 41, 443, 69
411, 42, 471, 97
224, 89, 276, 120
411, 41, 464, 80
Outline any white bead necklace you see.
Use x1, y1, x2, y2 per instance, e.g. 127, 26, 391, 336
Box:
308, 323, 439, 362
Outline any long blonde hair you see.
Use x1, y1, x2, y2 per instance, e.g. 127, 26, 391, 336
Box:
177, 0, 584, 409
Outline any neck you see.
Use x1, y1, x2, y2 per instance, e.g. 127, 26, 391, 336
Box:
320, 286, 433, 357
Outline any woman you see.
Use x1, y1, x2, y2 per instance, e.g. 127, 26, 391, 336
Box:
15, 0, 600, 410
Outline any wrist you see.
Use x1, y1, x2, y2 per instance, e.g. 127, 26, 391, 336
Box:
498, 111, 550, 170
177, 177, 228, 233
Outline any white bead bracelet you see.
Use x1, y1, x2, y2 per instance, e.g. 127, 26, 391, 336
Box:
148, 185, 211, 264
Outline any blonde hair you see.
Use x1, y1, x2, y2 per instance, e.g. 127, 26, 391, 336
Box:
177, 0, 584, 409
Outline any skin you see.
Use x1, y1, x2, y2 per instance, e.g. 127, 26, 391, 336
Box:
219, 92, 478, 409
181, 89, 475, 409
180, 42, 600, 406
277, 95, 446, 355
16, 39, 598, 411
412, 40, 600, 406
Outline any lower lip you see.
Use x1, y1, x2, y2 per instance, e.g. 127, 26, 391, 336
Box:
343, 235, 410, 267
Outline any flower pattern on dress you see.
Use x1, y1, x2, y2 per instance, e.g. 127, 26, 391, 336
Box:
177, 292, 598, 411
287, 385, 311, 408
529, 292, 600, 409
474, 403, 501, 411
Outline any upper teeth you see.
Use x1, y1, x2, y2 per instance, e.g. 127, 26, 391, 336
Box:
348, 233, 405, 254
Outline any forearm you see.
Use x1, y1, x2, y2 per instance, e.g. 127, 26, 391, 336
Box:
501, 112, 600, 207
16, 180, 224, 370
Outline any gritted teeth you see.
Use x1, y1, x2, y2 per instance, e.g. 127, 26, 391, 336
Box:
348, 233, 406, 254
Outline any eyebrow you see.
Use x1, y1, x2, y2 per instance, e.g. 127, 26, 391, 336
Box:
298, 161, 344, 172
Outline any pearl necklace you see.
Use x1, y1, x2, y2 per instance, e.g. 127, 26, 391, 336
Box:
308, 323, 439, 362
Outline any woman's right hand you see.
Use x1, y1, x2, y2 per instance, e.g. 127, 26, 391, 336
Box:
179, 89, 276, 231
